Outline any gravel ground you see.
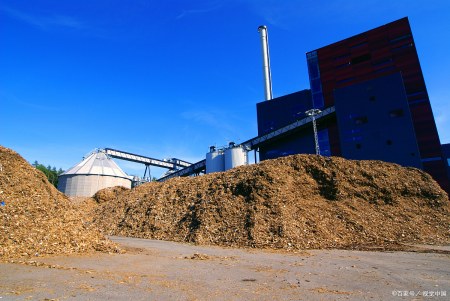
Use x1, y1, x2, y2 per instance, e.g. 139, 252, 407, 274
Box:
1, 236, 449, 301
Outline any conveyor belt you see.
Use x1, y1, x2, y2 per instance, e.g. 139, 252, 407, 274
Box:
157, 106, 336, 181
105, 148, 191, 170
158, 160, 206, 181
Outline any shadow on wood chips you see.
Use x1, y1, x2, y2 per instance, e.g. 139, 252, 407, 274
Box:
93, 154, 449, 251
1, 144, 449, 262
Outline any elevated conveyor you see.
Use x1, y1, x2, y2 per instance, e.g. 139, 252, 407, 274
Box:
104, 148, 192, 170
158, 106, 336, 181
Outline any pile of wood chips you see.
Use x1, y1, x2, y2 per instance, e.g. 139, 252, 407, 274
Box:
0, 146, 119, 261
93, 154, 450, 250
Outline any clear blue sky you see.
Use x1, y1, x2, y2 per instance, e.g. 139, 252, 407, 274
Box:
1, 0, 449, 178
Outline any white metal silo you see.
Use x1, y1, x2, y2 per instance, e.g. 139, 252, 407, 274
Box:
224, 143, 248, 171
206, 146, 225, 174
57, 149, 132, 197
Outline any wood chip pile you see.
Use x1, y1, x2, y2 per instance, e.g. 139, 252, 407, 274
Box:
0, 146, 118, 261
94, 154, 449, 250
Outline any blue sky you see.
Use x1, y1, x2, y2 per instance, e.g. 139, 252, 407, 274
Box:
1, 0, 449, 178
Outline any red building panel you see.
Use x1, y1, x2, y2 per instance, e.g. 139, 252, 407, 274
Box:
308, 17, 449, 193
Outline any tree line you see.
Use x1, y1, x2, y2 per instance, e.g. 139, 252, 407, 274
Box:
32, 161, 64, 187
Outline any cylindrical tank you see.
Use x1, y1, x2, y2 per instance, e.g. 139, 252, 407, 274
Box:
224, 145, 248, 171
206, 146, 225, 174
58, 149, 132, 197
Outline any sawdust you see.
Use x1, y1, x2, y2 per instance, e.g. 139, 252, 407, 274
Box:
93, 154, 449, 250
0, 145, 119, 261
93, 186, 129, 204
1, 142, 448, 259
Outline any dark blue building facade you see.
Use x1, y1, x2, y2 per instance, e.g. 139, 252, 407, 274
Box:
256, 18, 450, 194
257, 89, 333, 161
334, 73, 422, 168
442, 143, 450, 179
257, 90, 312, 135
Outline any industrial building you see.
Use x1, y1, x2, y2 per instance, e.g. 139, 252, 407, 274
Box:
257, 17, 450, 193
58, 17, 449, 196
58, 149, 132, 197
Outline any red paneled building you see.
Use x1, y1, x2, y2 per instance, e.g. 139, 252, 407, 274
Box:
305, 17, 449, 193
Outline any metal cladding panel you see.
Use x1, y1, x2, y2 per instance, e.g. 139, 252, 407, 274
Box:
442, 144, 450, 163
307, 17, 449, 193
58, 174, 131, 197
334, 73, 422, 168
409, 101, 442, 157
259, 127, 316, 161
256, 113, 337, 161
205, 151, 225, 174
62, 151, 129, 178
423, 160, 450, 195
442, 143, 450, 182
257, 90, 312, 136
309, 18, 420, 108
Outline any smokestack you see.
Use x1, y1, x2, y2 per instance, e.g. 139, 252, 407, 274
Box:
258, 25, 273, 101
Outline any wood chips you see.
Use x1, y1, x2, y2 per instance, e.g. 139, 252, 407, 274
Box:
0, 146, 119, 261
93, 154, 449, 250
1, 143, 449, 261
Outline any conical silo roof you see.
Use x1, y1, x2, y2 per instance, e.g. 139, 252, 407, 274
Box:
61, 149, 130, 179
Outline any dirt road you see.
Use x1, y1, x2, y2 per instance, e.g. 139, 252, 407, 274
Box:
1, 236, 449, 300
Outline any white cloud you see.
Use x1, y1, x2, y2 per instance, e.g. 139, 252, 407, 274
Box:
175, 1, 223, 20
181, 109, 235, 132
1, 5, 86, 30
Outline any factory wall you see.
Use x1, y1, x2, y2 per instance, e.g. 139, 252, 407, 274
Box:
257, 90, 312, 135
334, 73, 422, 168
256, 17, 450, 194
306, 16, 448, 192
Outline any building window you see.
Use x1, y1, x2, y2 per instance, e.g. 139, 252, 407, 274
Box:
350, 41, 368, 49
356, 143, 362, 149
337, 77, 354, 84
390, 34, 411, 44
407, 91, 426, 98
335, 62, 350, 69
354, 116, 368, 125
386, 139, 393, 145
389, 109, 404, 118
351, 53, 371, 65
374, 65, 395, 73
372, 58, 393, 66
369, 96, 376, 102
334, 53, 350, 61
391, 43, 413, 53
307, 51, 325, 109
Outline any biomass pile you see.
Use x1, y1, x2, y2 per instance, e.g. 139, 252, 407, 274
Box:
0, 146, 118, 261
94, 155, 449, 250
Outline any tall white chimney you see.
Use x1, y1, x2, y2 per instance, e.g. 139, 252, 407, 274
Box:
258, 25, 273, 101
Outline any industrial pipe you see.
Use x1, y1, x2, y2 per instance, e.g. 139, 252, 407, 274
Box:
258, 25, 273, 101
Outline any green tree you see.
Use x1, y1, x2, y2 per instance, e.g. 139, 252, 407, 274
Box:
32, 161, 64, 188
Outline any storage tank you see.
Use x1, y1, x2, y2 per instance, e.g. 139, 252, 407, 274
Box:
224, 143, 248, 171
58, 149, 132, 197
206, 146, 225, 174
